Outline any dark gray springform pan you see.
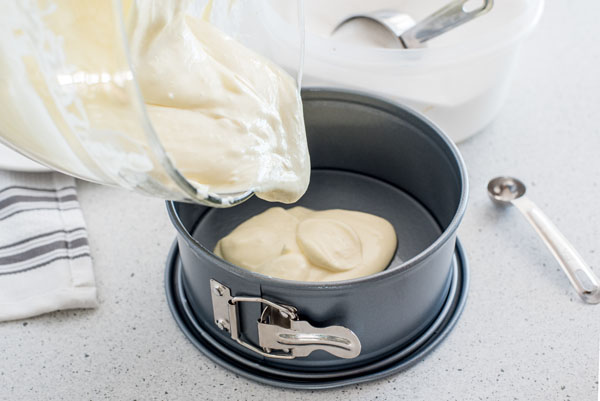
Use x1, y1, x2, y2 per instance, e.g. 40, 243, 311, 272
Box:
165, 88, 469, 385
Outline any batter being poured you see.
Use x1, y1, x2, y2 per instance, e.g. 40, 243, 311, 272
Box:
3, 0, 310, 204
128, 2, 397, 280
127, 0, 310, 203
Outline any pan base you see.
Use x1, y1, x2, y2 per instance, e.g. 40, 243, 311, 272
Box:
164, 239, 469, 389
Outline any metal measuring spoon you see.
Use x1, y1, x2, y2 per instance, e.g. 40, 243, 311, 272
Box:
487, 176, 600, 304
333, 0, 494, 49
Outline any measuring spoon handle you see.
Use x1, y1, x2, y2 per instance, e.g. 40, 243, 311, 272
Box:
400, 0, 494, 48
512, 196, 600, 304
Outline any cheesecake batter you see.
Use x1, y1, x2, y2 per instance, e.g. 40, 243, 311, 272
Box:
0, 0, 310, 203
127, 0, 310, 203
214, 207, 397, 281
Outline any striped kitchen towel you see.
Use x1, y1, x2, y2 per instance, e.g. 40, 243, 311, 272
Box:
0, 171, 98, 322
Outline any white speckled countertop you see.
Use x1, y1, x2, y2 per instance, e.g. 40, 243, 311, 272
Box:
2, 1, 600, 400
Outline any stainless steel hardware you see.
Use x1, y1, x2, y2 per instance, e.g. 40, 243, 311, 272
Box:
210, 279, 361, 359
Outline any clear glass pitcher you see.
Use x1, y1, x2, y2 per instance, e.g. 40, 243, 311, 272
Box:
0, 0, 303, 206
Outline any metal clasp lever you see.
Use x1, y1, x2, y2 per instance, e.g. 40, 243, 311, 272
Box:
210, 279, 361, 360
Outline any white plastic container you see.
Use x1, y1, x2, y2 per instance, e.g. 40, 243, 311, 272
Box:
268, 0, 544, 142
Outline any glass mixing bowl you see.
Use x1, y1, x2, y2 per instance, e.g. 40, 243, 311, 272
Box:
0, 0, 304, 206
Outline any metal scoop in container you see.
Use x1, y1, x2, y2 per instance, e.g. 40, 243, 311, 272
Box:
333, 0, 493, 49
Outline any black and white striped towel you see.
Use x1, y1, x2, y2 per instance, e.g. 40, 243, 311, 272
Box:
0, 171, 97, 321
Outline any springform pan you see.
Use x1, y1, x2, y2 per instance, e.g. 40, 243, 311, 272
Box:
166, 88, 469, 377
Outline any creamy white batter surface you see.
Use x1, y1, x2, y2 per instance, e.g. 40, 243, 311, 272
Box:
0, 0, 310, 204
127, 0, 310, 203
215, 207, 397, 282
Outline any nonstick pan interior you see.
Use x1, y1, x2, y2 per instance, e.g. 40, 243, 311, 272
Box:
193, 169, 442, 273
